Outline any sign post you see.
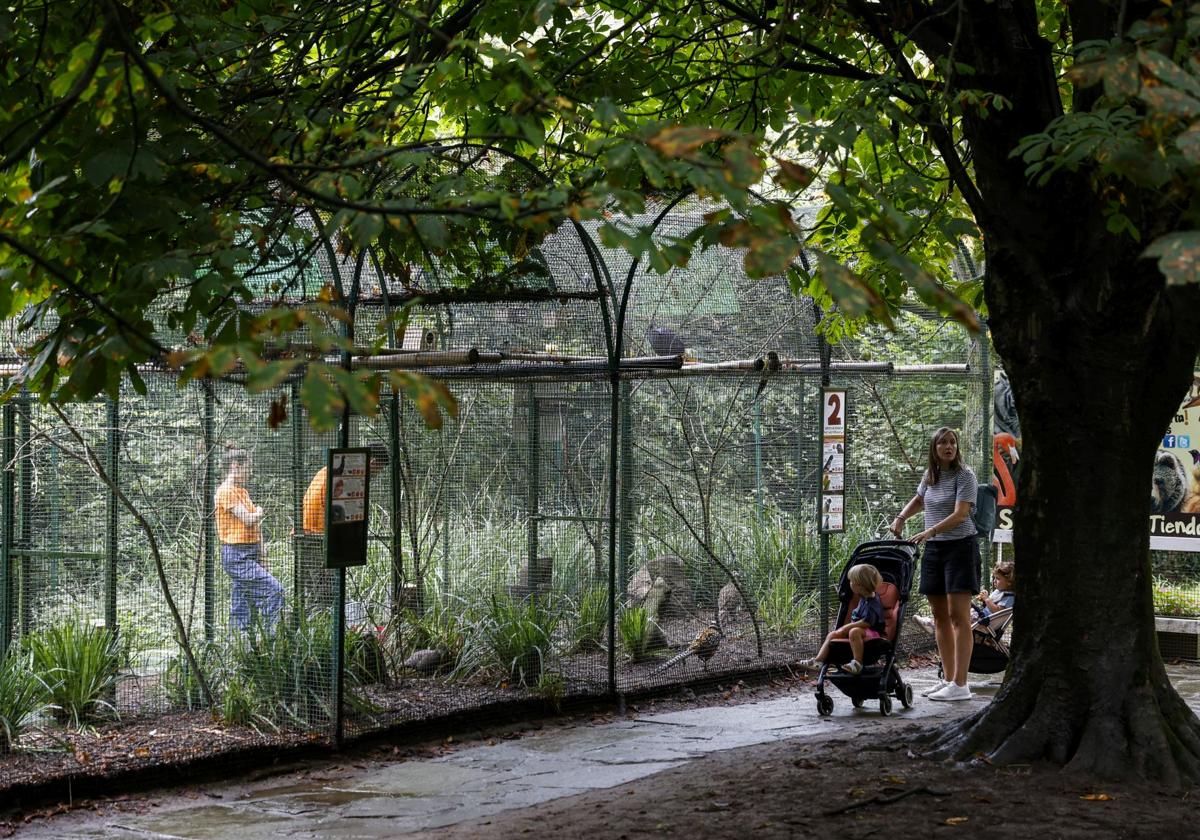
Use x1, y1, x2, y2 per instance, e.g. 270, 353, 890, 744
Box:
325, 447, 371, 570
819, 389, 847, 534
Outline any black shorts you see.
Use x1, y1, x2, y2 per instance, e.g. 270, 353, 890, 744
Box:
919, 536, 981, 596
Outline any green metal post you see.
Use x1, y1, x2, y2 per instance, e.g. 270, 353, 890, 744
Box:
753, 397, 764, 526
202, 382, 216, 641
388, 392, 404, 616
526, 385, 540, 579
49, 445, 60, 590
16, 392, 30, 637
105, 397, 119, 636
0, 401, 13, 658
617, 381, 633, 592
816, 307, 831, 638
290, 381, 305, 616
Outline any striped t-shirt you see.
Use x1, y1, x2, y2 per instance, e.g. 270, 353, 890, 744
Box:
917, 467, 978, 540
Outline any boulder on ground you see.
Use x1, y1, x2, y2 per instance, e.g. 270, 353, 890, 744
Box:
626, 555, 696, 618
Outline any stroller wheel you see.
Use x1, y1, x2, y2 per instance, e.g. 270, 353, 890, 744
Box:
879, 694, 893, 716
897, 682, 914, 709
817, 693, 834, 716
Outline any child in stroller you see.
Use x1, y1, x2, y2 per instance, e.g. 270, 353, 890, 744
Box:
800, 563, 886, 676
916, 560, 1014, 677
804, 540, 918, 717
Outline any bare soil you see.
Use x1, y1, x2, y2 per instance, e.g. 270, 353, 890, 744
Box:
3, 661, 1190, 839
429, 721, 1195, 839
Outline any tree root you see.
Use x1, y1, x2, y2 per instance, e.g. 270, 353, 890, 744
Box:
822, 785, 953, 816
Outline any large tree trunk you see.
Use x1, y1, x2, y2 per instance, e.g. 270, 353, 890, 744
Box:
932, 259, 1200, 783
917, 0, 1200, 785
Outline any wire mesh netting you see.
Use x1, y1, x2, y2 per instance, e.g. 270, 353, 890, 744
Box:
5, 198, 1169, 760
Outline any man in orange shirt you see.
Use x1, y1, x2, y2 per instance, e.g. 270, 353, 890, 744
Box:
216, 449, 283, 630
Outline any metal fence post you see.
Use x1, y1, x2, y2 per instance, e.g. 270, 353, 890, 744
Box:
202, 381, 216, 641
617, 380, 633, 591
526, 385, 540, 582
16, 392, 30, 637
0, 399, 13, 658
105, 396, 119, 636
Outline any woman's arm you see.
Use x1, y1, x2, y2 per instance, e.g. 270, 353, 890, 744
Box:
889, 494, 925, 537
912, 499, 972, 544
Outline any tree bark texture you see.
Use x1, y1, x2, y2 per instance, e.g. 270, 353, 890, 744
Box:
897, 1, 1200, 784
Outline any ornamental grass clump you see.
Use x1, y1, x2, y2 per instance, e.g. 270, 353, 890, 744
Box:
477, 594, 559, 687
618, 605, 662, 662
0, 653, 48, 753
25, 620, 121, 727
570, 585, 608, 652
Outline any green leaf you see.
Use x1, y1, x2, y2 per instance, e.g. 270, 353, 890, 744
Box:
1143, 232, 1200, 285
645, 125, 729, 158
1179, 122, 1200, 164
300, 366, 345, 431
815, 252, 891, 327
1138, 49, 1200, 100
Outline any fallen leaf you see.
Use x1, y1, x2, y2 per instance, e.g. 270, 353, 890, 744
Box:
945, 816, 969, 825
883, 774, 906, 785
1081, 793, 1113, 801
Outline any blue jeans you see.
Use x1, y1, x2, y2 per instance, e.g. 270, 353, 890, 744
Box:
221, 544, 284, 630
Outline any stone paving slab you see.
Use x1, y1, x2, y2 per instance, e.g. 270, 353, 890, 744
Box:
17, 664, 1200, 839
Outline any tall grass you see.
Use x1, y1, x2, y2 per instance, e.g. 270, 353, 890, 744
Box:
0, 653, 48, 753
25, 619, 121, 727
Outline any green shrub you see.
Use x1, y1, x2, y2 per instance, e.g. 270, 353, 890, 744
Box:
757, 575, 817, 637
536, 671, 565, 713
224, 614, 345, 731
1153, 577, 1200, 617
402, 600, 469, 672
163, 641, 225, 711
618, 605, 662, 662
475, 594, 559, 687
0, 653, 48, 753
570, 586, 609, 652
25, 620, 121, 727
347, 627, 389, 684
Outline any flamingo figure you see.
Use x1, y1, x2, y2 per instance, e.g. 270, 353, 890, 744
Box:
993, 432, 1020, 506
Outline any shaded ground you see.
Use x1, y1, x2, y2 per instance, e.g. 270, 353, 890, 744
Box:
8, 660, 1196, 839
0, 616, 843, 801
431, 727, 1191, 840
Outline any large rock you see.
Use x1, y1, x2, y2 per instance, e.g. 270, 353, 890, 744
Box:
627, 555, 696, 618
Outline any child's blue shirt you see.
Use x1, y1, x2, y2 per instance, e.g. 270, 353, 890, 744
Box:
850, 594, 885, 633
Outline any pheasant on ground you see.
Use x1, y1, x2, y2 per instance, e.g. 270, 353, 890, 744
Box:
649, 623, 723, 676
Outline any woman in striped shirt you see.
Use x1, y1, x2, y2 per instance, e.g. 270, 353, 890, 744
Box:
889, 427, 980, 702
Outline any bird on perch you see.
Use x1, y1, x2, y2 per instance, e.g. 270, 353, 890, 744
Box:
650, 622, 723, 675
646, 324, 685, 356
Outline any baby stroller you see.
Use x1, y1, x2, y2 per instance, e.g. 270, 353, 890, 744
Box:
814, 540, 918, 717
937, 605, 1014, 678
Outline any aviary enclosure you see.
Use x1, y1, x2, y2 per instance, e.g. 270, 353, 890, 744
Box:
0, 198, 995, 749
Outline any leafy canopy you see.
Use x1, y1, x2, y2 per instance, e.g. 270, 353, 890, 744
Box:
1, 1, 1197, 425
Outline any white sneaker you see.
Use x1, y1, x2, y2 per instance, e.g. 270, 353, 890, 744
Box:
842, 659, 862, 675
928, 682, 973, 702
921, 679, 950, 697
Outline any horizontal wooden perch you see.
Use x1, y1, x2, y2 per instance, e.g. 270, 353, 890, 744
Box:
358, 288, 602, 306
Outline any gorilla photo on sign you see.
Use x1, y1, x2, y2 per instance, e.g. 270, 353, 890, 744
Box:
1151, 450, 1190, 514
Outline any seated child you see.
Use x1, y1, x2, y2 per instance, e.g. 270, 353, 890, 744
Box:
971, 559, 1015, 626
799, 563, 885, 675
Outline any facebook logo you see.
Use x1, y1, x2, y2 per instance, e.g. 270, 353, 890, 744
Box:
1164, 435, 1178, 448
